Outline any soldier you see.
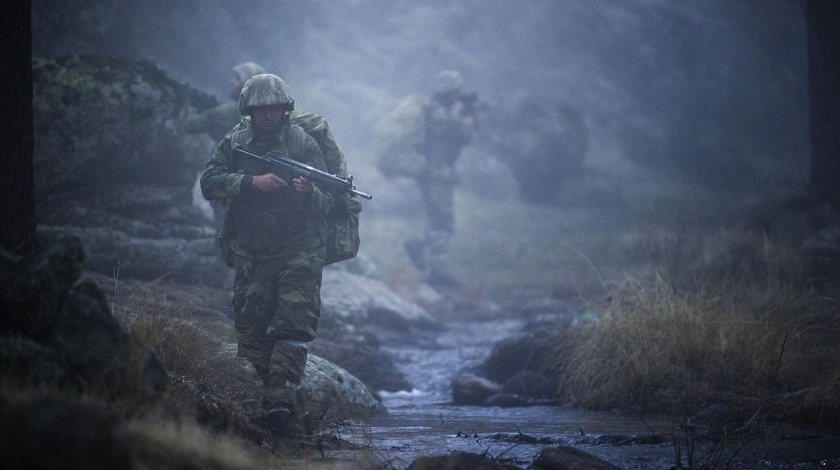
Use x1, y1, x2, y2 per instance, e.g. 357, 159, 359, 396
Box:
375, 70, 476, 287
185, 61, 266, 143
199, 74, 332, 436
189, 62, 358, 264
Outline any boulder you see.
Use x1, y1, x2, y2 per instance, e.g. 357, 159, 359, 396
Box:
0, 397, 132, 470
451, 372, 503, 405
407, 451, 519, 470
315, 270, 443, 393
321, 270, 440, 332
482, 329, 557, 384
301, 354, 388, 418
0, 232, 160, 398
0, 231, 84, 339
33, 54, 228, 286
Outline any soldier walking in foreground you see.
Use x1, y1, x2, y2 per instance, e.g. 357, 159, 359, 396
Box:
199, 74, 332, 436
375, 70, 476, 288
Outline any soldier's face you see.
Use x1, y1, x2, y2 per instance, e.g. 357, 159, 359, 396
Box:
250, 105, 285, 134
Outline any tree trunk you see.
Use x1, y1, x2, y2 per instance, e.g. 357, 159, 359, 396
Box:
0, 0, 35, 255
806, 0, 840, 209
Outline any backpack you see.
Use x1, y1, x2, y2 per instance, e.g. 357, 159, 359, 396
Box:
373, 95, 430, 177
218, 123, 360, 267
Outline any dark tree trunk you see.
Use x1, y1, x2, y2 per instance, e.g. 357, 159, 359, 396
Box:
806, 0, 840, 209
0, 0, 35, 255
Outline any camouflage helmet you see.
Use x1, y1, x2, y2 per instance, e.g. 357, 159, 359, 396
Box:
232, 62, 266, 83
238, 73, 295, 115
434, 70, 464, 95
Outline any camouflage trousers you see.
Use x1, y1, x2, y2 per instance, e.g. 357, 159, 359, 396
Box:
418, 177, 455, 235
416, 178, 455, 276
232, 250, 324, 388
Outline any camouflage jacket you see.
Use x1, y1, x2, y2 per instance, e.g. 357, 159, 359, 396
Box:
423, 97, 474, 181
234, 110, 346, 178
200, 122, 332, 258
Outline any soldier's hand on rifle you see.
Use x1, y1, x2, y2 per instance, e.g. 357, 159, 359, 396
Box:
292, 176, 313, 194
252, 173, 287, 193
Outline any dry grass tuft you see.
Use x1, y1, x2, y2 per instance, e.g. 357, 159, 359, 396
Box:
547, 230, 840, 426
126, 416, 284, 470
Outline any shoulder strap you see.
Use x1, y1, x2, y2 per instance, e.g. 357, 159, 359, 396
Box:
229, 128, 248, 169
288, 124, 305, 160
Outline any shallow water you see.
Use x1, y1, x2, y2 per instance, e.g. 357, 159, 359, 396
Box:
325, 317, 840, 469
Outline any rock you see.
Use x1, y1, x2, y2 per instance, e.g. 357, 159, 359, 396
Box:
482, 329, 557, 384
32, 55, 227, 286
0, 336, 66, 386
452, 372, 503, 405
33, 55, 208, 205
314, 270, 440, 394
309, 269, 443, 394
49, 280, 133, 395
321, 270, 441, 332
483, 393, 527, 407
533, 446, 620, 470
310, 329, 412, 393
503, 369, 557, 399
301, 354, 388, 418
407, 451, 520, 470
0, 231, 85, 339
0, 232, 167, 399
0, 396, 132, 470
44, 225, 230, 286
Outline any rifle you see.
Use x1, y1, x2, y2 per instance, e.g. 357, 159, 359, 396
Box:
232, 144, 372, 200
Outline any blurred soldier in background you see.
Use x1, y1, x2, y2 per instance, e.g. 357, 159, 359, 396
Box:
200, 74, 333, 437
375, 70, 476, 288
185, 61, 266, 143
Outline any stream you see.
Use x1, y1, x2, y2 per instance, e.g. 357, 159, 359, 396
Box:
324, 315, 840, 469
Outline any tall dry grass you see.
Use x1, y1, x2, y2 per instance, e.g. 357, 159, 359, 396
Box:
547, 225, 840, 426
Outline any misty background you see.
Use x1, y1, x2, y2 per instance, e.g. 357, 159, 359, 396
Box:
31, 0, 810, 282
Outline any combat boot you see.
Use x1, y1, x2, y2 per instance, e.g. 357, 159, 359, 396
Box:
263, 340, 310, 438
263, 385, 305, 438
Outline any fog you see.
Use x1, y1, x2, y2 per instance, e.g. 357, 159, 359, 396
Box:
32, 0, 810, 286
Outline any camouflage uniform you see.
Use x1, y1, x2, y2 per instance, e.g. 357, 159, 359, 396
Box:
186, 62, 267, 242
376, 70, 474, 286
199, 74, 332, 435
236, 110, 347, 178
